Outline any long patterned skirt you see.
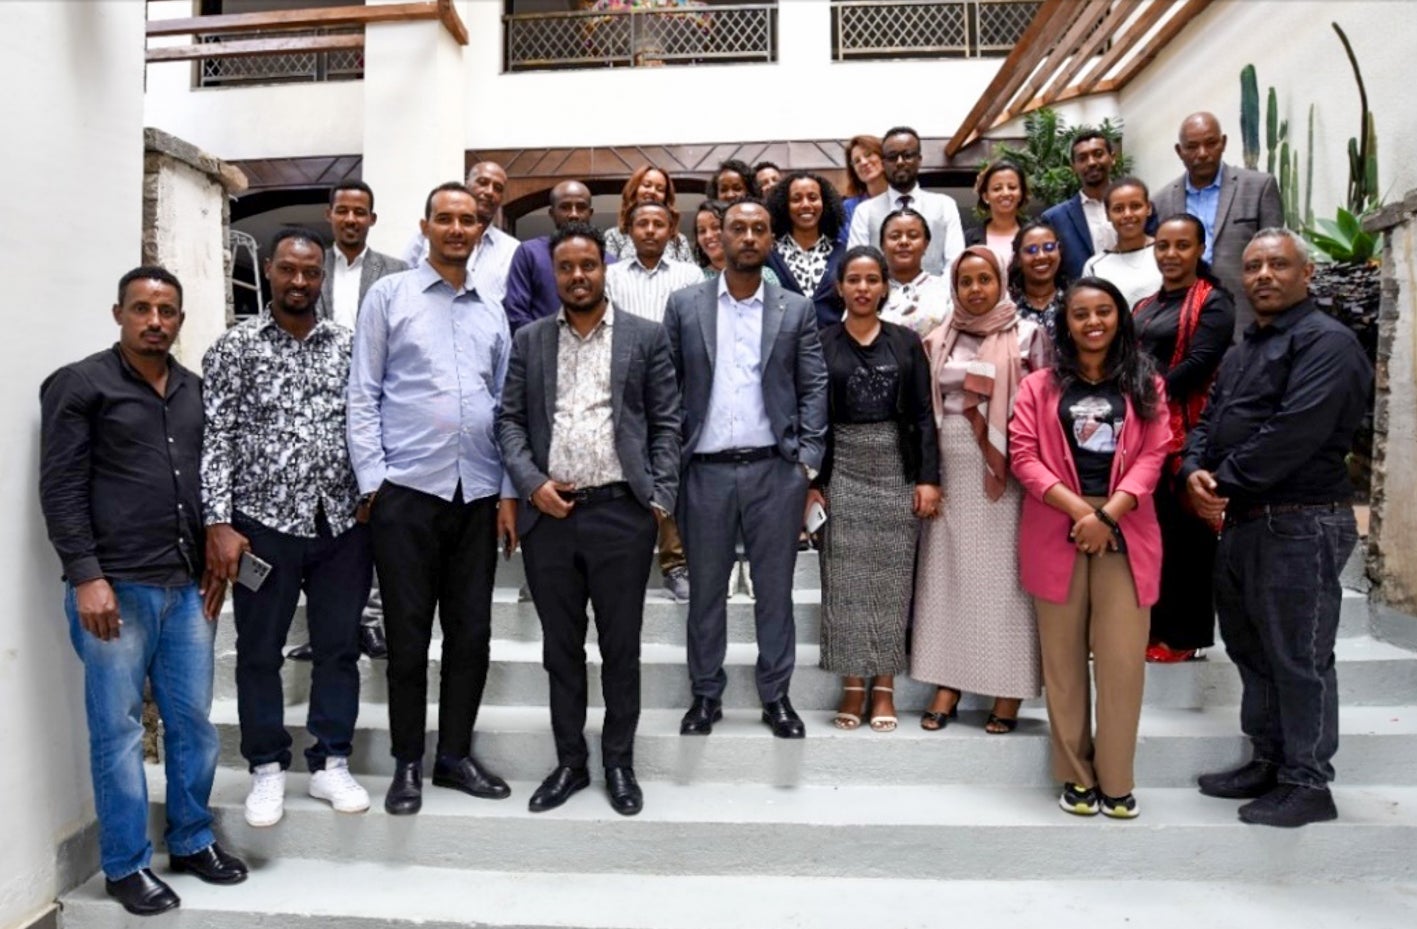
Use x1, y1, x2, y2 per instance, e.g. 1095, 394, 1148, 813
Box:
818, 422, 918, 676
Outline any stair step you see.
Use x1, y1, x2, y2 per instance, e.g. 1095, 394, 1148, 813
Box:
59, 859, 1417, 929
137, 766, 1417, 882
213, 634, 1417, 711
207, 703, 1417, 787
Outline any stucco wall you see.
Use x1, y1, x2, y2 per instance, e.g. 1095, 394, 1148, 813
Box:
0, 1, 148, 925
1119, 0, 1417, 224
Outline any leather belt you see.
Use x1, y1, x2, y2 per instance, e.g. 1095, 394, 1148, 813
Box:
1224, 501, 1344, 528
691, 446, 777, 465
557, 482, 631, 505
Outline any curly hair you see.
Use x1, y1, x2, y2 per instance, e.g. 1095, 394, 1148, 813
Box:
706, 159, 760, 200
765, 171, 846, 242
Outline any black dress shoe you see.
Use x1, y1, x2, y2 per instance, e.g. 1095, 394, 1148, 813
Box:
432, 755, 511, 800
1238, 783, 1339, 828
1198, 760, 1279, 799
169, 842, 248, 885
605, 767, 643, 816
761, 696, 806, 739
384, 760, 422, 815
680, 696, 723, 735
105, 868, 180, 916
527, 765, 590, 813
359, 623, 388, 659
284, 642, 313, 661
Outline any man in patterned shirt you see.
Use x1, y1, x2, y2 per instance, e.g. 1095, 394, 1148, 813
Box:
202, 228, 374, 829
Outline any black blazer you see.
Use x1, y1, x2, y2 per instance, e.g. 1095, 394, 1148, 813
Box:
815, 321, 940, 488
766, 241, 848, 330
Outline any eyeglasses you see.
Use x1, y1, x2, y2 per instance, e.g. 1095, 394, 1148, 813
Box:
1022, 241, 1060, 256
882, 151, 921, 163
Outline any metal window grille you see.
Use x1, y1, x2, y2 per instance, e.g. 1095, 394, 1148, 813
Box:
831, 0, 1040, 61
196, 28, 364, 87
503, 4, 777, 73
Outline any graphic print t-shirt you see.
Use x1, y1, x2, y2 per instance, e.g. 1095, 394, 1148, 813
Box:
1060, 379, 1125, 497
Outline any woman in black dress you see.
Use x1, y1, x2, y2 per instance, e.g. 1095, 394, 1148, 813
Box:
1132, 213, 1236, 662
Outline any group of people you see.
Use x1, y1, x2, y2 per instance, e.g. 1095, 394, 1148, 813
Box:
40, 112, 1371, 917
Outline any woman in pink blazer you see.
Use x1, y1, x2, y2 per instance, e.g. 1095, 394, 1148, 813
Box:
1009, 276, 1172, 820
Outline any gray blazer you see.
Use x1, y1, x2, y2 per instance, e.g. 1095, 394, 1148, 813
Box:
497, 309, 682, 537
318, 247, 409, 322
1151, 163, 1283, 338
662, 278, 829, 472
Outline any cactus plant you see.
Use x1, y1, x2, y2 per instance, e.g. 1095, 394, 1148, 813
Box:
1265, 87, 1280, 175
1333, 22, 1379, 213
1240, 65, 1260, 170
1304, 104, 1315, 228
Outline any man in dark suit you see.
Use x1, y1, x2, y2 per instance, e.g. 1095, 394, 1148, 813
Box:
663, 199, 829, 740
1040, 130, 1117, 281
499, 223, 681, 816
1152, 112, 1284, 338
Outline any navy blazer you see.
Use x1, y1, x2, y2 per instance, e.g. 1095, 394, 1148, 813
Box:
1039, 196, 1094, 282
766, 241, 848, 330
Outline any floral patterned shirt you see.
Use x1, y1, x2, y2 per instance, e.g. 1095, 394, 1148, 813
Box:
881, 272, 951, 339
547, 306, 625, 489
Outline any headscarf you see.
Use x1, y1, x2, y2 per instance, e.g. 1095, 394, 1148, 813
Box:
923, 246, 1022, 501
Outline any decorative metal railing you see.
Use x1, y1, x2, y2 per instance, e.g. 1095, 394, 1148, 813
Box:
196, 28, 364, 87
831, 0, 1039, 60
503, 3, 777, 72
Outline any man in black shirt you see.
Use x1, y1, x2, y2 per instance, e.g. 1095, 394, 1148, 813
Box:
1182, 229, 1372, 828
39, 267, 247, 916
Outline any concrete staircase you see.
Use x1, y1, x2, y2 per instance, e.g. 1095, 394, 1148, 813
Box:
61, 549, 1417, 927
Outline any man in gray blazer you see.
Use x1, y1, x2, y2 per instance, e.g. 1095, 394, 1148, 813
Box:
499, 223, 680, 817
1151, 112, 1283, 338
663, 199, 829, 740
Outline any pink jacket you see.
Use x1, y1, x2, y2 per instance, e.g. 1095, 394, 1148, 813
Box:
1008, 369, 1173, 607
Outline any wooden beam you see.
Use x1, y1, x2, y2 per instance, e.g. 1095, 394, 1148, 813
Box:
437, 0, 469, 46
944, 0, 1073, 158
1071, 0, 1172, 93
146, 32, 365, 63
991, 0, 1112, 128
145, 3, 440, 38
1035, 0, 1143, 107
1108, 0, 1214, 92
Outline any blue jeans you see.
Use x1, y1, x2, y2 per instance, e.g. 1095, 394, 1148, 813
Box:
65, 581, 219, 879
1214, 507, 1358, 788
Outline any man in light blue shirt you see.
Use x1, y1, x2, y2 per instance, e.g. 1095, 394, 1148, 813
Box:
348, 181, 519, 817
1185, 164, 1224, 264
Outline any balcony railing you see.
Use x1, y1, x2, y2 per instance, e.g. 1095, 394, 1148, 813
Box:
503, 3, 777, 73
196, 27, 364, 86
831, 0, 1040, 60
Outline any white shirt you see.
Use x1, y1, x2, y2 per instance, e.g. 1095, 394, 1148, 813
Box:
1082, 244, 1162, 312
698, 277, 775, 454
880, 272, 951, 339
330, 246, 367, 330
847, 183, 966, 276
1079, 192, 1117, 254
605, 257, 702, 325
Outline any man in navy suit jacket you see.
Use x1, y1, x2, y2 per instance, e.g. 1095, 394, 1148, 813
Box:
1041, 131, 1118, 281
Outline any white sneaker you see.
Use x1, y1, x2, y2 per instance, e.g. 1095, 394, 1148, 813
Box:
244, 762, 286, 827
308, 757, 370, 813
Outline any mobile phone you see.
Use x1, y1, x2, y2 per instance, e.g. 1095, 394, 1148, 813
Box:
805, 501, 827, 535
236, 551, 273, 592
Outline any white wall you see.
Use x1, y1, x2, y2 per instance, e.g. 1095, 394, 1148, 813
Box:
155, 159, 232, 371
0, 2, 148, 926
1119, 0, 1417, 223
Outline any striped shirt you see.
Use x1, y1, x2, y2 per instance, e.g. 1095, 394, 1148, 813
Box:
605, 257, 703, 325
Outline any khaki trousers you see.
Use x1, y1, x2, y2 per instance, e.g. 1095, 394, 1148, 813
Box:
1034, 541, 1149, 797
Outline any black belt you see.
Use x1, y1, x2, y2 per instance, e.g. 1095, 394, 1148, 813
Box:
691, 446, 777, 465
557, 482, 631, 505
1225, 501, 1345, 528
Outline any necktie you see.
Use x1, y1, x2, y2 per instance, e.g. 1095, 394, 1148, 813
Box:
897, 194, 913, 211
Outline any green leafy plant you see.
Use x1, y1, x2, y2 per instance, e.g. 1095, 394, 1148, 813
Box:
1305, 207, 1382, 264
992, 109, 1132, 209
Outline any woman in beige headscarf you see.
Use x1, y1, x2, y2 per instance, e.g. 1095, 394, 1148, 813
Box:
911, 246, 1051, 733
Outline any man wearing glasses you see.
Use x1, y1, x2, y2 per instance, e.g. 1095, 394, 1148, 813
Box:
847, 126, 965, 275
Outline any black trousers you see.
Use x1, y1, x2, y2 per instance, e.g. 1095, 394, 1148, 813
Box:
371, 482, 498, 763
1150, 474, 1219, 650
522, 494, 656, 769
232, 511, 371, 772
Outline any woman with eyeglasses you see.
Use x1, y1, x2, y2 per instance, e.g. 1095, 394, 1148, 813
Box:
1081, 177, 1162, 311
840, 135, 889, 246
878, 208, 949, 339
965, 160, 1029, 268
693, 199, 779, 285
1133, 213, 1236, 663
1008, 219, 1067, 342
603, 165, 695, 263
1010, 277, 1171, 819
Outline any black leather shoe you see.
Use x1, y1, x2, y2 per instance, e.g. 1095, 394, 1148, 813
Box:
1238, 783, 1338, 828
359, 623, 388, 659
1198, 760, 1279, 799
432, 755, 511, 800
605, 767, 643, 816
527, 765, 590, 813
384, 760, 422, 815
105, 868, 179, 916
168, 843, 248, 885
762, 696, 806, 739
680, 696, 723, 735
284, 642, 313, 661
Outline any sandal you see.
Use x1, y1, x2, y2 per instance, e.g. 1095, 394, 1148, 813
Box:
920, 687, 961, 731
869, 685, 898, 733
984, 713, 1019, 734
833, 685, 868, 730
